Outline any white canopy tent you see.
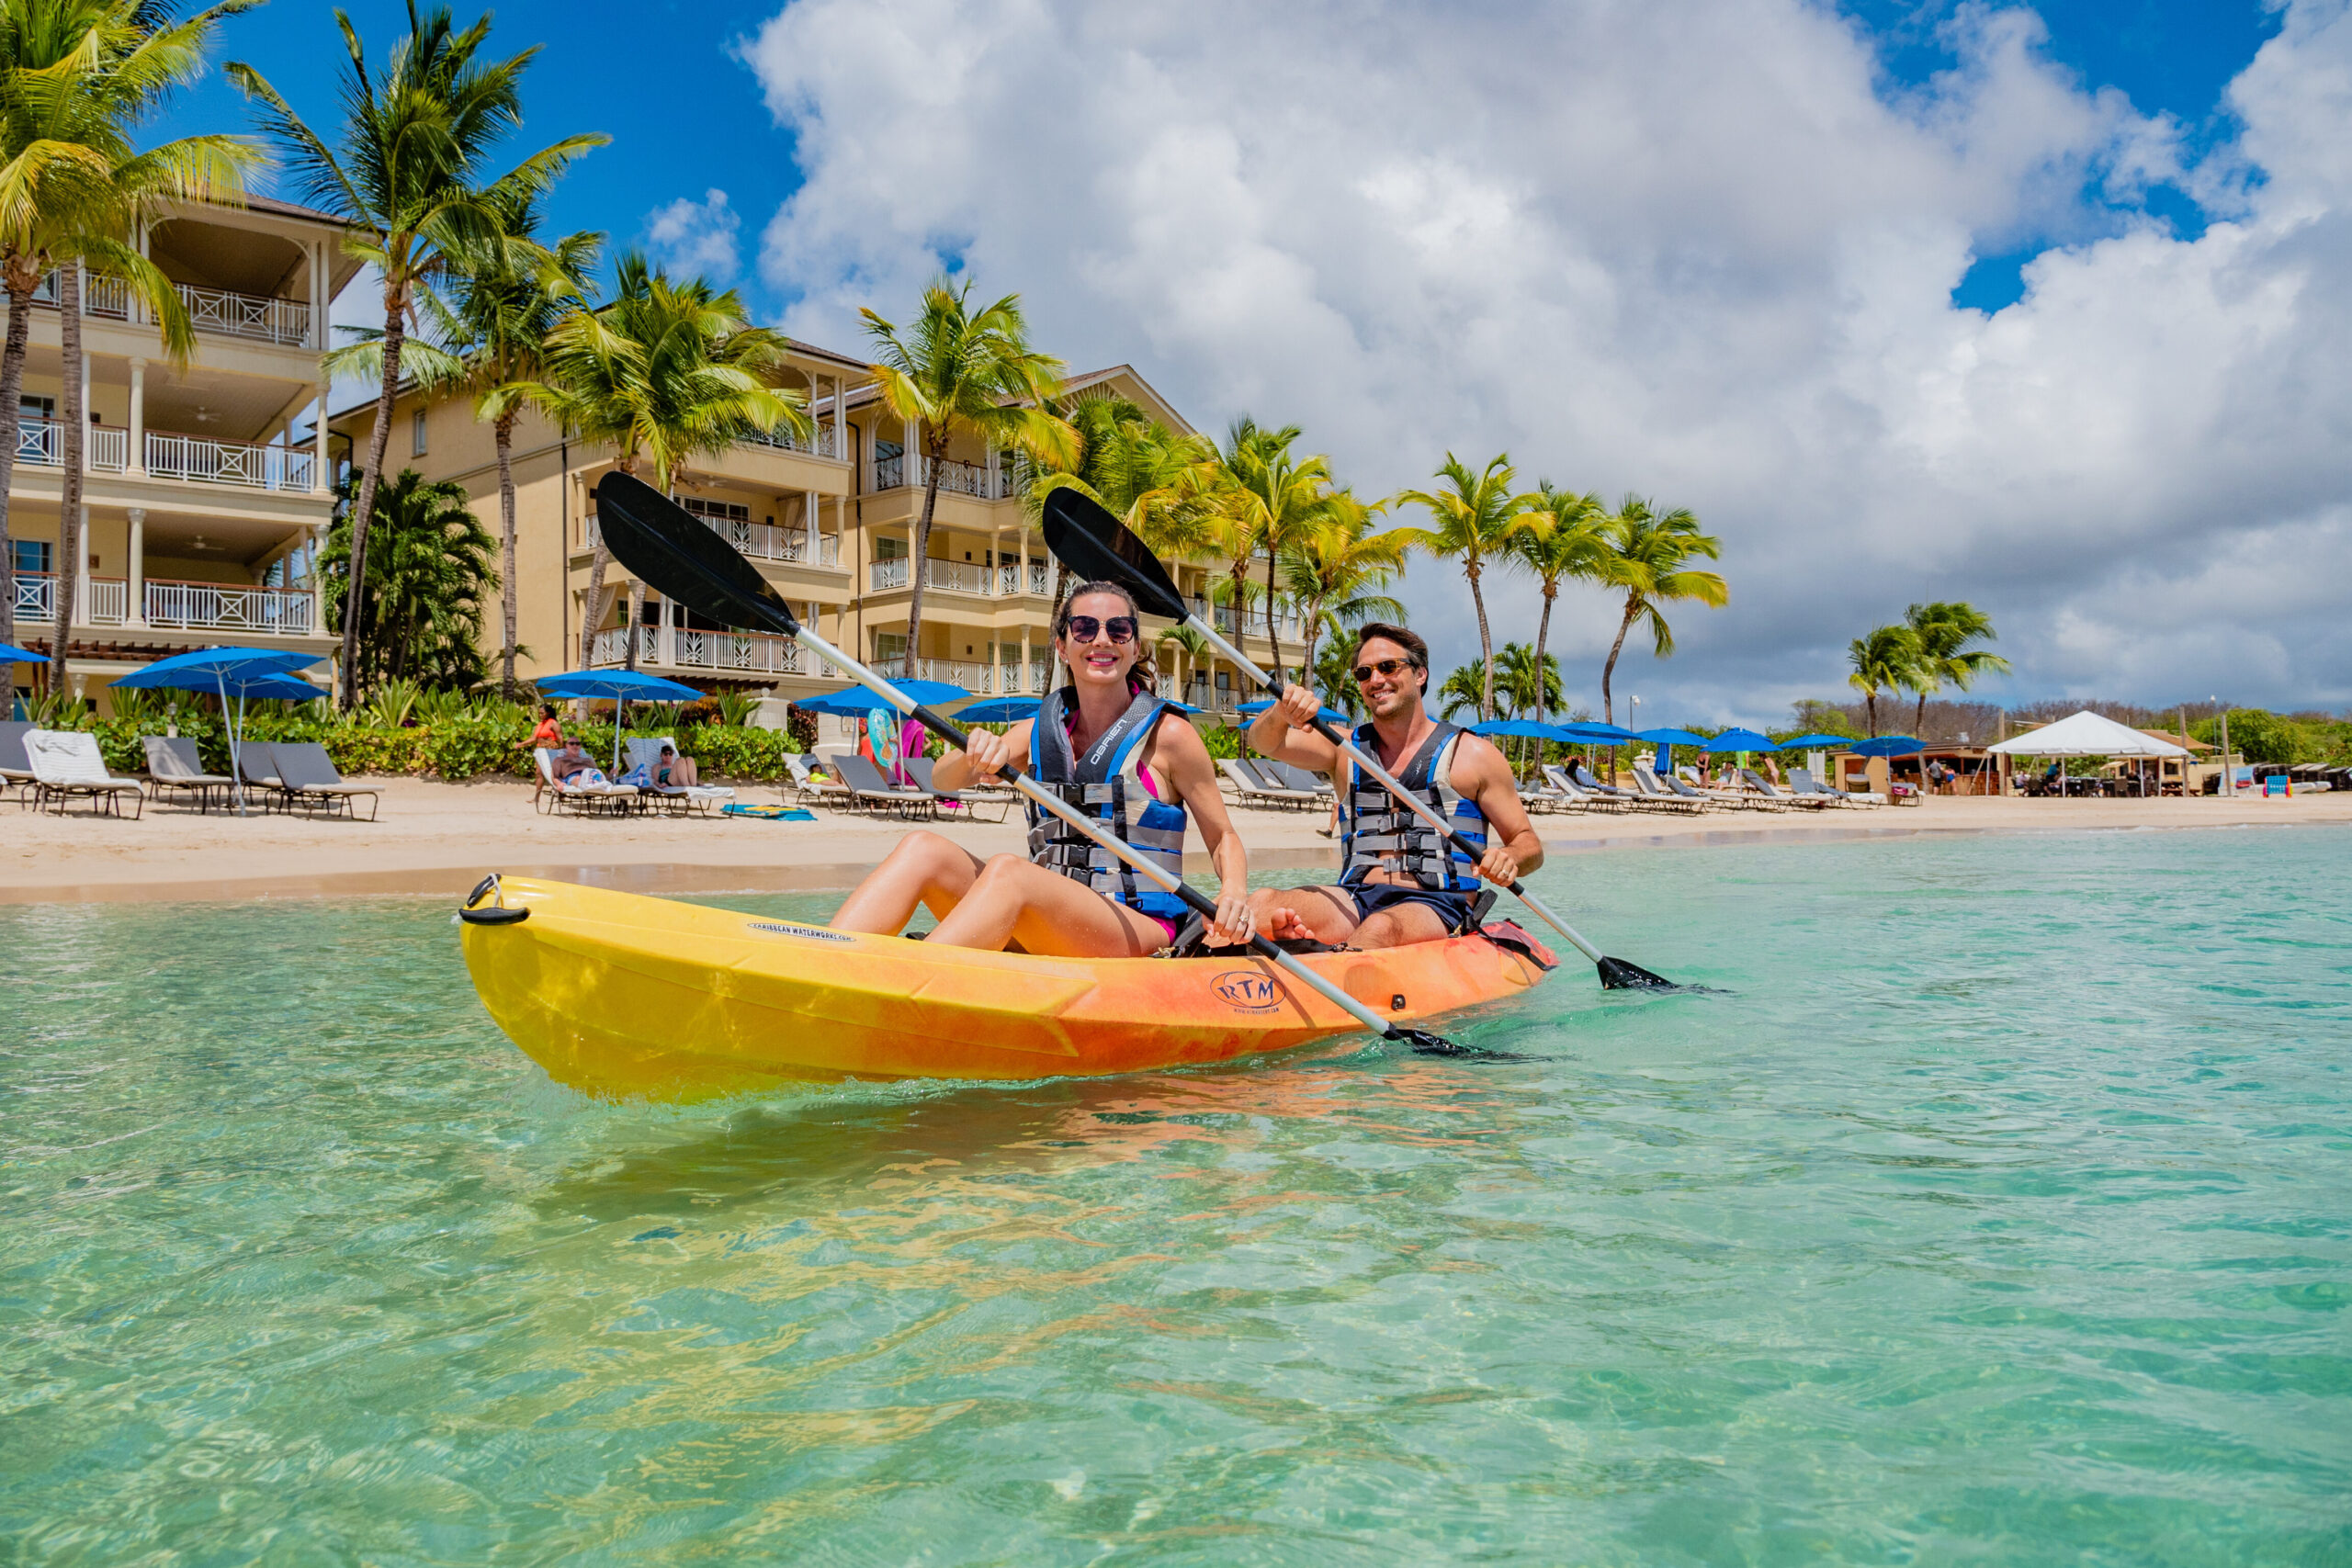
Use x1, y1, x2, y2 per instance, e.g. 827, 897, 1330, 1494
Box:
1988, 709, 2188, 796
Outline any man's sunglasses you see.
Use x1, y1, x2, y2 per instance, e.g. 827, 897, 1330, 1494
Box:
1063, 615, 1137, 645
1351, 656, 1419, 684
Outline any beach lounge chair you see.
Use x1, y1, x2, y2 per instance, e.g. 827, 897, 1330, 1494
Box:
234, 741, 291, 812
0, 720, 36, 806
1789, 767, 1883, 807
1221, 758, 1321, 809
1632, 764, 1709, 814
785, 752, 850, 807
1571, 761, 1656, 811
835, 751, 934, 818
1263, 760, 1335, 798
1673, 763, 1780, 811
905, 754, 1012, 822
25, 728, 145, 818
269, 741, 382, 821
533, 747, 640, 816
623, 737, 735, 815
1543, 763, 1621, 812
143, 736, 234, 812
1742, 767, 1832, 810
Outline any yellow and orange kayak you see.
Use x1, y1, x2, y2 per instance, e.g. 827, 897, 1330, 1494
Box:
458, 876, 1553, 1099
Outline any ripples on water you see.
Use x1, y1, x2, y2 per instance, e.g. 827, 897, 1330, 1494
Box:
4, 827, 2348, 1564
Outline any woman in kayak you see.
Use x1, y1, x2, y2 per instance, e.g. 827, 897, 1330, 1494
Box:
830, 582, 1255, 955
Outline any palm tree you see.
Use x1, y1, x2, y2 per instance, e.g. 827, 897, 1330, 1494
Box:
231, 2, 606, 707
1492, 639, 1563, 775
1436, 662, 1486, 721
528, 254, 802, 668
1507, 482, 1606, 728
429, 191, 596, 698
320, 467, 497, 692
862, 276, 1071, 678
0, 0, 255, 668
1903, 600, 2009, 737
1592, 494, 1728, 726
1393, 453, 1532, 720
1846, 624, 1918, 738
1279, 490, 1407, 678
1210, 417, 1333, 675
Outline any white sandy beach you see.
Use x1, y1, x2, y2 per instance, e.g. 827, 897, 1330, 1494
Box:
7, 775, 2348, 903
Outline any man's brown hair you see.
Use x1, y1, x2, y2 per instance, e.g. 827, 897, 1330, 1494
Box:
1350, 623, 1429, 689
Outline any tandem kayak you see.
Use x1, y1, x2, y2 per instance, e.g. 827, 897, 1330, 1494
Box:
458, 875, 1555, 1098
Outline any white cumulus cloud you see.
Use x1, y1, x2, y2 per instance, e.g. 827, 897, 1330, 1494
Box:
741, 0, 2352, 719
645, 188, 742, 283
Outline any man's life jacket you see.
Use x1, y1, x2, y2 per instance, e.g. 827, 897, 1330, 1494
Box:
1025, 686, 1190, 922
1338, 717, 1487, 894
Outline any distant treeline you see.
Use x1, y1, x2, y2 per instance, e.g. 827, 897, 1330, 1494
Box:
1788, 697, 2352, 765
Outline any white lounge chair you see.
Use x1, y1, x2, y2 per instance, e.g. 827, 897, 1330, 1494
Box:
623, 737, 735, 814
26, 728, 145, 818
905, 754, 1012, 822
1674, 763, 1781, 811
1544, 763, 1623, 812
784, 752, 849, 807
1632, 764, 1710, 814
1789, 767, 1883, 807
534, 748, 641, 815
1220, 758, 1319, 809
1743, 767, 1835, 810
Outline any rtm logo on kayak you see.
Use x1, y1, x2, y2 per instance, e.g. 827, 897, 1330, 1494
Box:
746, 920, 855, 944
1212, 971, 1284, 1012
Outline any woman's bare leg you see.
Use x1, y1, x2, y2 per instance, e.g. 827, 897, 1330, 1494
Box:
1244, 885, 1361, 944
927, 854, 1173, 956
829, 831, 987, 934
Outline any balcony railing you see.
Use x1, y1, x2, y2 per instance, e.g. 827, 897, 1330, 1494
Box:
996, 560, 1052, 596
869, 556, 1041, 596
86, 577, 127, 624
14, 420, 130, 472
14, 572, 52, 618
673, 628, 814, 676
30, 270, 308, 344
144, 432, 314, 491
701, 513, 841, 567
143, 578, 314, 633
869, 453, 1021, 501
737, 423, 842, 459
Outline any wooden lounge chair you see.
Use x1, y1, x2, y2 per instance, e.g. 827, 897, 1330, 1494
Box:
623, 737, 735, 815
143, 736, 234, 812
0, 720, 36, 806
25, 728, 145, 818
533, 747, 640, 815
905, 755, 1012, 822
834, 751, 934, 818
269, 741, 382, 821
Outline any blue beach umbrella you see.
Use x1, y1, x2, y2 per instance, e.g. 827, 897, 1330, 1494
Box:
952, 695, 1040, 724
113, 647, 327, 816
1555, 721, 1635, 742
1705, 728, 1778, 753
1777, 733, 1854, 750
1469, 718, 1561, 739
1848, 735, 1924, 757
792, 680, 969, 717
1237, 696, 1353, 725
537, 668, 704, 773
1634, 727, 1713, 748
1, 640, 42, 664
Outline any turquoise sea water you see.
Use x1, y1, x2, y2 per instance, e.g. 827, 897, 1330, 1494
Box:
5, 825, 2349, 1565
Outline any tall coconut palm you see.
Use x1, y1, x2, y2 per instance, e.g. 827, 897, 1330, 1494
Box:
1209, 417, 1333, 676
1506, 482, 1606, 728
1846, 624, 1918, 738
1392, 453, 1532, 720
0, 0, 254, 668
528, 253, 802, 668
1492, 639, 1564, 775
1278, 489, 1407, 679
1592, 494, 1727, 726
230, 2, 606, 707
862, 276, 1071, 679
1903, 600, 2009, 738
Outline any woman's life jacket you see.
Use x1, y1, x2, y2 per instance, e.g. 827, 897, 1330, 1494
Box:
1025, 686, 1191, 921
1338, 718, 1487, 894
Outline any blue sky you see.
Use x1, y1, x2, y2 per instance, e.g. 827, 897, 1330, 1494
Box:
145, 1, 2351, 717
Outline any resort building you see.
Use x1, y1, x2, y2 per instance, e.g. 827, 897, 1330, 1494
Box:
4, 197, 357, 700
332, 359, 1300, 720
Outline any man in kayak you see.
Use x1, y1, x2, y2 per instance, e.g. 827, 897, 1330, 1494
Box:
1242, 623, 1543, 949
830, 581, 1256, 955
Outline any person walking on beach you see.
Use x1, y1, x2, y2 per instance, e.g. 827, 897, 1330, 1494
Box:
828, 582, 1255, 955
1240, 623, 1543, 950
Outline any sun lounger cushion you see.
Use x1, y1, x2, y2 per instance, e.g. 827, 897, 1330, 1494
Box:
0, 720, 34, 781
27, 729, 144, 791
144, 735, 231, 785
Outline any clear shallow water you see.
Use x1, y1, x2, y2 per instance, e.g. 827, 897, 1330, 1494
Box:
5, 826, 2349, 1566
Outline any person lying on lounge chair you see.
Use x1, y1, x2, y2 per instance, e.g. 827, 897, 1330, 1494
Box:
653, 743, 698, 788
554, 739, 608, 787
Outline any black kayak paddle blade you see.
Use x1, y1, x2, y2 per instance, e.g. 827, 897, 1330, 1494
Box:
1040, 487, 1191, 623
594, 472, 801, 638
1597, 955, 1679, 990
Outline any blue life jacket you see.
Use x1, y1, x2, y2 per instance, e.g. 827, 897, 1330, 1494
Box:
1025, 686, 1190, 921
1338, 718, 1486, 894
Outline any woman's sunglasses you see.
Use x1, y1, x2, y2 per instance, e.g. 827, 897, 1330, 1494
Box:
1351, 656, 1418, 684
1062, 615, 1137, 645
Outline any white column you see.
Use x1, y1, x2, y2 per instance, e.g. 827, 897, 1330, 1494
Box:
902, 418, 917, 486
311, 383, 328, 492
311, 524, 326, 634
804, 488, 818, 561
658, 592, 675, 666
311, 241, 328, 351
830, 377, 843, 457
127, 357, 145, 475
74, 505, 91, 625
986, 445, 1001, 500
126, 508, 146, 626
